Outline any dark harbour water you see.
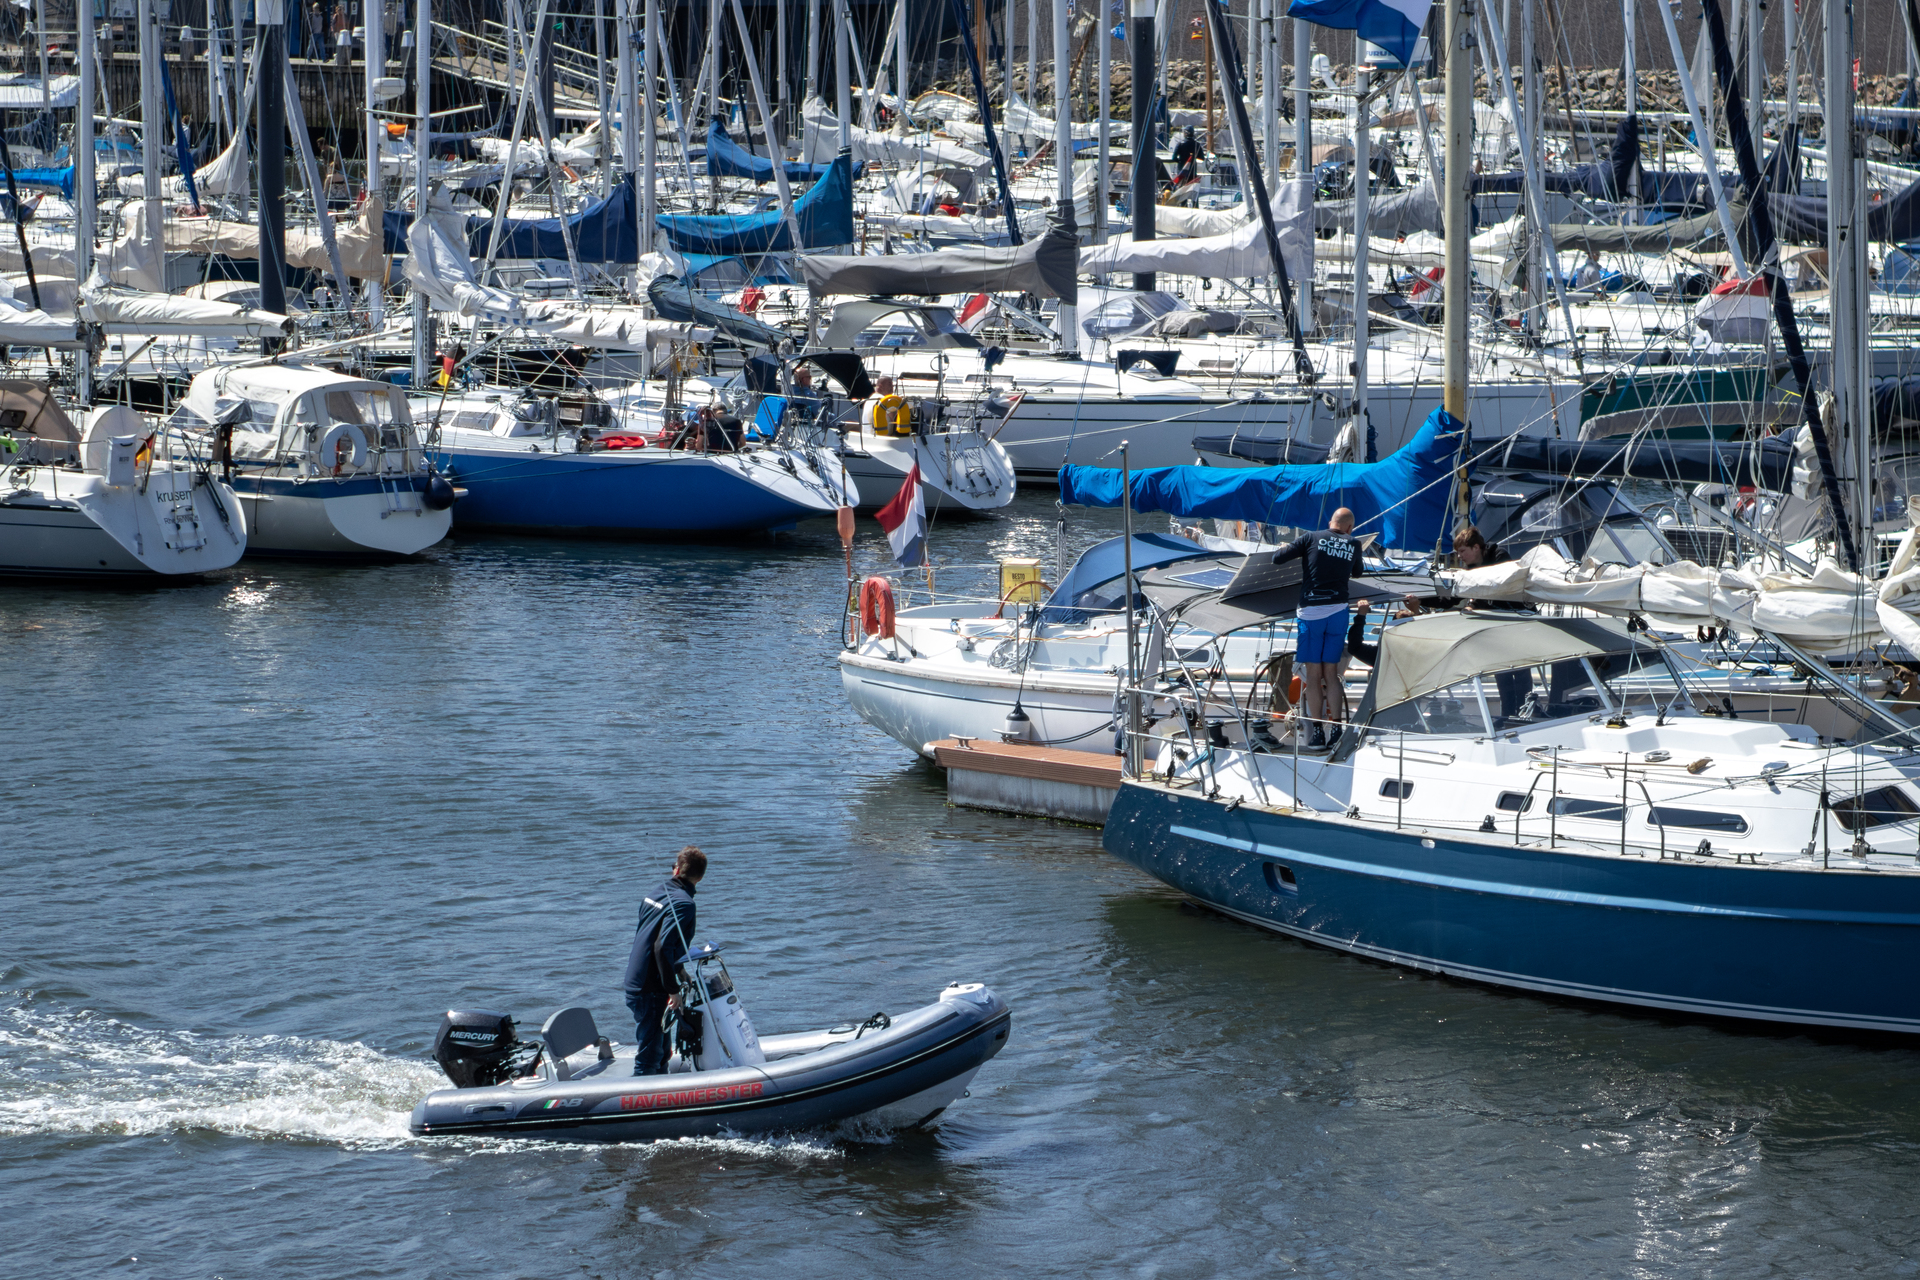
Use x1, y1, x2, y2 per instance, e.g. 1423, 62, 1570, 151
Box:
7, 492, 1920, 1279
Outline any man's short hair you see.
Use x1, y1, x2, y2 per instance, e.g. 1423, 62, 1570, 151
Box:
1456, 526, 1488, 552
674, 845, 708, 880
1330, 507, 1355, 530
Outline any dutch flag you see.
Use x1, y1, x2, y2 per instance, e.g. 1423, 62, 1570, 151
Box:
875, 463, 929, 568
1287, 0, 1432, 70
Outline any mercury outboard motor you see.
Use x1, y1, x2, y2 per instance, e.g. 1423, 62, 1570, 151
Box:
431, 1010, 522, 1088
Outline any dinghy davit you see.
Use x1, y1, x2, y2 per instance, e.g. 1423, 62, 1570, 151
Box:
409, 945, 1011, 1142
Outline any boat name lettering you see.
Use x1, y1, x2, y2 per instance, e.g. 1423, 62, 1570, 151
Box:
619, 1082, 765, 1110
153, 490, 195, 502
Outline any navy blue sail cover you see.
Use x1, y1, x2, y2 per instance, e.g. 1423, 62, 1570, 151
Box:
706, 119, 856, 184
656, 152, 855, 254
1057, 408, 1469, 552
382, 175, 642, 262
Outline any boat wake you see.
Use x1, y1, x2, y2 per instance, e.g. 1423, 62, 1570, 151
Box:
0, 995, 439, 1148
0, 994, 843, 1162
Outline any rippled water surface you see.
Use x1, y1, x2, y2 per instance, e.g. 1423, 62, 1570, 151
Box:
7, 493, 1920, 1279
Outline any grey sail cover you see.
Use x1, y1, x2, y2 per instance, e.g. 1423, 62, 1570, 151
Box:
798, 216, 1079, 302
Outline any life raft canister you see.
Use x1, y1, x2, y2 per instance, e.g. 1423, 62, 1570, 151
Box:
859, 575, 897, 640
870, 394, 913, 437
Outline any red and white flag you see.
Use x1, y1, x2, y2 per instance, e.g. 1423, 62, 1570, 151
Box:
875, 463, 928, 567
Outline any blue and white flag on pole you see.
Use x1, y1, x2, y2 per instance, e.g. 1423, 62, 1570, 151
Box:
1286, 0, 1432, 71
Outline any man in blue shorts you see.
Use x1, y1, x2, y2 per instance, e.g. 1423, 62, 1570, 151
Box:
1274, 507, 1363, 750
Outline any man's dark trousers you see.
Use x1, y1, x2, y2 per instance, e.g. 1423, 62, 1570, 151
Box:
626, 988, 671, 1076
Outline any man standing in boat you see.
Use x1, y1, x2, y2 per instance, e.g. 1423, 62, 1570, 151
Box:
622, 846, 706, 1076
1275, 508, 1364, 751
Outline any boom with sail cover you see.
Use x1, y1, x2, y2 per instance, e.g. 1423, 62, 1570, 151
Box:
656, 152, 855, 254
798, 215, 1079, 298
707, 118, 851, 184
1487, 435, 1795, 490
1059, 408, 1467, 552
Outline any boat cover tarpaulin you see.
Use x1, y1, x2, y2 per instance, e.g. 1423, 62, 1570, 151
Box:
0, 75, 77, 110
1082, 180, 1312, 283
1314, 183, 1446, 237
1155, 204, 1244, 237
1058, 407, 1468, 552
1767, 176, 1920, 244
463, 173, 640, 262
1546, 205, 1734, 255
706, 119, 853, 183
656, 152, 854, 254
648, 275, 793, 350
798, 215, 1079, 300
1487, 435, 1795, 490
800, 98, 989, 170
407, 215, 704, 350
1436, 540, 1920, 654
163, 195, 391, 282
10, 163, 72, 199
0, 295, 80, 346
76, 286, 292, 338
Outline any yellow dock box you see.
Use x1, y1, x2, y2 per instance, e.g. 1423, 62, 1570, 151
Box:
1000, 557, 1045, 605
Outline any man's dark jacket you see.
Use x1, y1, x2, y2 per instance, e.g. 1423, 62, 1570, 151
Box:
623, 876, 697, 994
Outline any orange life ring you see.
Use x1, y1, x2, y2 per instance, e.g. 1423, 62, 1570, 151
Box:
859, 575, 897, 640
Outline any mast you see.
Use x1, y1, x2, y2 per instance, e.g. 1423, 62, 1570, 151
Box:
1697, 0, 1861, 573
1053, 0, 1075, 353
367, 0, 387, 324
834, 0, 852, 151
260, 0, 288, 344
643, 0, 659, 254
619, 0, 638, 178
412, 0, 431, 384
1353, 55, 1369, 455
1294, 15, 1311, 325
895, 0, 908, 119
1097, 0, 1110, 245
1825, 0, 1869, 561
1442, 0, 1472, 421
76, 0, 94, 401
595, 0, 612, 196
1621, 0, 1635, 116
777, 0, 789, 140
806, 0, 820, 101
1128, 0, 1154, 290
138, 0, 162, 262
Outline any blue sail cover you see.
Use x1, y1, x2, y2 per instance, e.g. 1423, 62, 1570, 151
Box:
656, 152, 854, 255
706, 119, 855, 184
462, 173, 640, 261
1057, 408, 1469, 552
10, 163, 73, 199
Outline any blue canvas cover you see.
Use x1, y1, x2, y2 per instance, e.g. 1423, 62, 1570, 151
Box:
1057, 408, 1469, 553
656, 152, 854, 255
462, 173, 640, 262
10, 163, 72, 199
706, 119, 854, 184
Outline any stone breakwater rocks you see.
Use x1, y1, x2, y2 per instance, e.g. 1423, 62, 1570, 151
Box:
927, 64, 1915, 120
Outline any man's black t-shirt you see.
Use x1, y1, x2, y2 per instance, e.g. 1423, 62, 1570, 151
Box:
1275, 529, 1364, 608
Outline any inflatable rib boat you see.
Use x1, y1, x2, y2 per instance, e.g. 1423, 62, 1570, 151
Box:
409, 945, 1011, 1142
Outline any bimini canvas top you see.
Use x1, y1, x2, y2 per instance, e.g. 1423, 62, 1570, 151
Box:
1371, 611, 1637, 711
0, 380, 78, 443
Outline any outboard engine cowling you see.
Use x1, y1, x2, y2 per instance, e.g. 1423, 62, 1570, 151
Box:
432, 1009, 519, 1088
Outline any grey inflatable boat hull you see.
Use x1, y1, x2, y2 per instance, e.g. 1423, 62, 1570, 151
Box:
409, 983, 1011, 1142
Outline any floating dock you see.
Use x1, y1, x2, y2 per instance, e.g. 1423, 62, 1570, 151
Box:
931, 737, 1122, 825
